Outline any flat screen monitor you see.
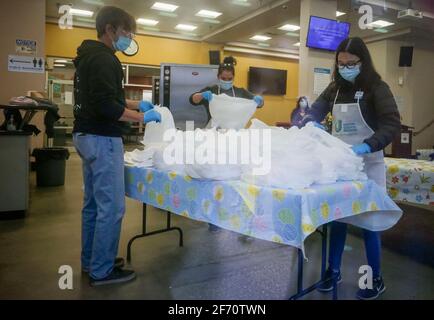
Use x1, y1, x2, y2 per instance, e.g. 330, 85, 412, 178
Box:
248, 67, 287, 95
306, 16, 350, 51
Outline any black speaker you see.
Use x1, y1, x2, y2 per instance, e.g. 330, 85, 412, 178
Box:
399, 46, 413, 67
209, 50, 221, 65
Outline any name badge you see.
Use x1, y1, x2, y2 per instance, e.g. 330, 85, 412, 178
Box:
355, 91, 364, 100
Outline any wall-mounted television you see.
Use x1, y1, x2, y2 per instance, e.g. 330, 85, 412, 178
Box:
306, 16, 350, 51
248, 67, 287, 95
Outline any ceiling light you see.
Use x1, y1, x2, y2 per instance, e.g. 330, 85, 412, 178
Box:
278, 24, 300, 32
82, 0, 105, 6
151, 2, 178, 12
175, 24, 197, 31
336, 11, 346, 17
374, 28, 389, 33
285, 32, 299, 37
196, 10, 222, 19
232, 0, 251, 7
250, 35, 271, 41
367, 20, 395, 28
203, 19, 221, 24
54, 64, 66, 67
54, 59, 69, 63
69, 8, 94, 17
293, 42, 300, 47
137, 18, 159, 26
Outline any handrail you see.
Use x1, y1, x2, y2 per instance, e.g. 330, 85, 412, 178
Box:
414, 119, 434, 137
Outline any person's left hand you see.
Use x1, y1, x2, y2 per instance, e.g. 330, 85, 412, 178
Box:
351, 143, 372, 155
139, 100, 155, 113
253, 95, 264, 107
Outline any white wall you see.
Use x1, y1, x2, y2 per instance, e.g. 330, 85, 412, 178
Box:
368, 39, 434, 153
0, 0, 46, 149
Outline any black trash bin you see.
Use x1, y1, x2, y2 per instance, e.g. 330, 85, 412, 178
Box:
32, 148, 70, 187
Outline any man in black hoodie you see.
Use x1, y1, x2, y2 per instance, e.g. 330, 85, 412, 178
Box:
73, 6, 161, 286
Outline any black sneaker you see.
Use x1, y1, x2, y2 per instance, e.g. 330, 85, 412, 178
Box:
82, 257, 125, 273
89, 268, 136, 287
317, 268, 342, 292
356, 277, 386, 300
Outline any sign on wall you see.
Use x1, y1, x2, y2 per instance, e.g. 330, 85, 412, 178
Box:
313, 68, 331, 95
15, 39, 37, 54
8, 55, 45, 74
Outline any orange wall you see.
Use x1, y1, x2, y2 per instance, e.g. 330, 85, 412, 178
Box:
46, 23, 299, 125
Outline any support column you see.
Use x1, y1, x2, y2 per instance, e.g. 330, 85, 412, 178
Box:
298, 0, 337, 102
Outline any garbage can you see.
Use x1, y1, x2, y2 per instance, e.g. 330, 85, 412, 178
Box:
32, 148, 70, 187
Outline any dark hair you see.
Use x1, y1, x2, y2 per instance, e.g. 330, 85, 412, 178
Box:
218, 56, 237, 76
96, 6, 136, 38
290, 96, 308, 122
333, 37, 381, 91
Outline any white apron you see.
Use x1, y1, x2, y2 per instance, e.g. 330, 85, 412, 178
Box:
331, 89, 402, 231
205, 86, 236, 129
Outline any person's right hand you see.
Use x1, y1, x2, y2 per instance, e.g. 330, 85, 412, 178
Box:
143, 109, 161, 123
201, 91, 213, 102
139, 100, 155, 113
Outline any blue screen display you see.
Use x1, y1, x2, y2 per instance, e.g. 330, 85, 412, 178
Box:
306, 16, 351, 51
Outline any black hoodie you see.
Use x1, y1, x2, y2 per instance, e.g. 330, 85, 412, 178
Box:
73, 40, 126, 137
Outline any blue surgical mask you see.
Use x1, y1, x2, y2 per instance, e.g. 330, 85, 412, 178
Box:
219, 79, 233, 91
113, 35, 132, 52
339, 65, 361, 83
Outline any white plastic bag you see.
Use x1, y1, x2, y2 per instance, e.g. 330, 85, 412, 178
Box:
209, 94, 257, 129
142, 106, 175, 147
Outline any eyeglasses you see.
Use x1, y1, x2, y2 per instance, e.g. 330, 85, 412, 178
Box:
118, 28, 135, 39
337, 60, 361, 69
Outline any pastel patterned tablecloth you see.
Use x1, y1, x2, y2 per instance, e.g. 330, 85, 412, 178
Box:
125, 166, 402, 253
385, 158, 434, 206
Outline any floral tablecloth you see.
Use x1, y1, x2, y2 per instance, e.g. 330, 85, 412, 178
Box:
385, 158, 434, 206
125, 166, 402, 254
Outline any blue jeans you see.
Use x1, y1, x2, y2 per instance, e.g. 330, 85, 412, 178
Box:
73, 133, 125, 280
329, 221, 381, 278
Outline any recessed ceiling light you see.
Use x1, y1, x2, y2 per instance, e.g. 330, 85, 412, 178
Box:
196, 10, 222, 19
250, 35, 271, 41
54, 59, 69, 63
232, 0, 251, 7
137, 18, 159, 26
278, 24, 300, 32
285, 32, 299, 37
203, 19, 221, 24
69, 8, 94, 17
151, 2, 178, 12
175, 24, 197, 31
82, 0, 105, 6
336, 11, 346, 17
374, 28, 389, 33
54, 64, 66, 67
367, 20, 395, 28
293, 42, 300, 47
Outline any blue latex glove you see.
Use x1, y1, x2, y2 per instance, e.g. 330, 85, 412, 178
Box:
201, 91, 213, 102
139, 100, 154, 113
351, 143, 372, 155
143, 109, 161, 123
311, 121, 325, 130
253, 95, 264, 107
